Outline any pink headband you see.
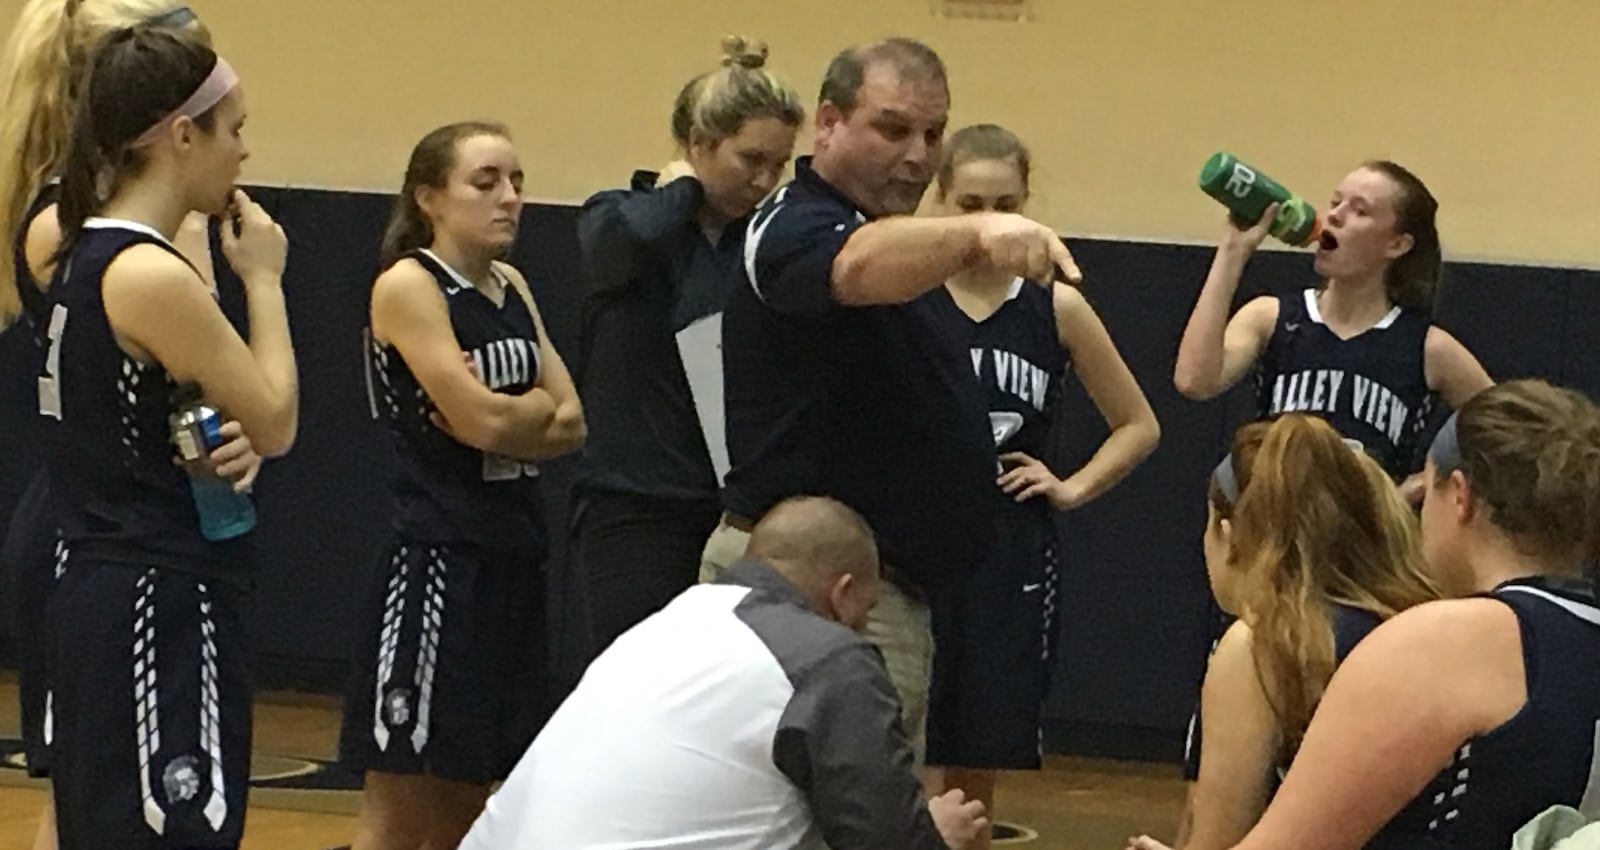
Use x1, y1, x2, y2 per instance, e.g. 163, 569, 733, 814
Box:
133, 57, 239, 148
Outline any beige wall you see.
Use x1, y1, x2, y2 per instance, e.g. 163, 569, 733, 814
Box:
6, 0, 1597, 265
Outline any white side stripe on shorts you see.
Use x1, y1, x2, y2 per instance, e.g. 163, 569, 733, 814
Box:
43, 538, 67, 747
134, 569, 165, 835
372, 547, 410, 751
411, 549, 448, 753
198, 587, 227, 831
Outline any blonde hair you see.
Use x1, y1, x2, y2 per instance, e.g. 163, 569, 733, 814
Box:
0, 0, 207, 327
669, 35, 804, 148
1225, 415, 1439, 755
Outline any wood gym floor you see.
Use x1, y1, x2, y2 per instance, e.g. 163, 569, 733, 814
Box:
0, 670, 1187, 849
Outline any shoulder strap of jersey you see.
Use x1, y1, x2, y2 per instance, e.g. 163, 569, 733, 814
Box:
495, 262, 542, 342
489, 262, 513, 293
924, 282, 958, 314
1021, 277, 1055, 317
1267, 287, 1315, 350
1281, 287, 1313, 326
14, 183, 65, 316
1026, 281, 1074, 374
405, 248, 458, 296
72, 226, 204, 284
1254, 290, 1297, 379
26, 180, 61, 222
1398, 306, 1434, 344
1489, 577, 1600, 627
138, 231, 206, 281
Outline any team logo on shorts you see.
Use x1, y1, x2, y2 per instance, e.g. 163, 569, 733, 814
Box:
385, 688, 414, 727
162, 755, 202, 804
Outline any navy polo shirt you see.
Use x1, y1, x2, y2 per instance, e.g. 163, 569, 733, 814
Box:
573, 170, 744, 501
720, 156, 995, 594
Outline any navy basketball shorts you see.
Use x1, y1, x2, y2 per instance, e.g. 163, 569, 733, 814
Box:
1, 470, 67, 778
340, 537, 552, 785
926, 501, 1062, 770
49, 562, 253, 850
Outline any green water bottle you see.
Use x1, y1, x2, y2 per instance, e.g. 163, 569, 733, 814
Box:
1197, 152, 1323, 247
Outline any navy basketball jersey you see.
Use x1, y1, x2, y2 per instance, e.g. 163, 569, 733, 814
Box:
1185, 602, 1381, 783
1255, 288, 1432, 479
367, 249, 548, 560
43, 219, 245, 579
1328, 602, 1381, 669
1374, 577, 1600, 850
1283, 603, 1379, 765
927, 278, 1069, 464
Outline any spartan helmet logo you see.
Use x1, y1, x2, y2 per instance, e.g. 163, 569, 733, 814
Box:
162, 755, 202, 804
385, 688, 413, 728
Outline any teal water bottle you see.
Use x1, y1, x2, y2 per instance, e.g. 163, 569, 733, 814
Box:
1198, 152, 1323, 247
170, 384, 257, 542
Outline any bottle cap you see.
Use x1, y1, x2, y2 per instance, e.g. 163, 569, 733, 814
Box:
1197, 151, 1233, 190
171, 381, 204, 407
1298, 211, 1325, 248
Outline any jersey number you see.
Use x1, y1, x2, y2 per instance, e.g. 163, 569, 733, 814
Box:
990, 411, 1024, 448
38, 304, 67, 420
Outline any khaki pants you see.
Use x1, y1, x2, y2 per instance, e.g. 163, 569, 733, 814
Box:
699, 519, 934, 766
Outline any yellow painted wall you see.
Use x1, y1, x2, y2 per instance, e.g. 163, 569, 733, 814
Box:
4, 0, 1596, 265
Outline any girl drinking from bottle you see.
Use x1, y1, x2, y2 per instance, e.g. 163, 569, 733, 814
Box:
1174, 161, 1492, 502
340, 121, 584, 850
44, 25, 294, 850
921, 124, 1160, 850
1171, 163, 1494, 833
